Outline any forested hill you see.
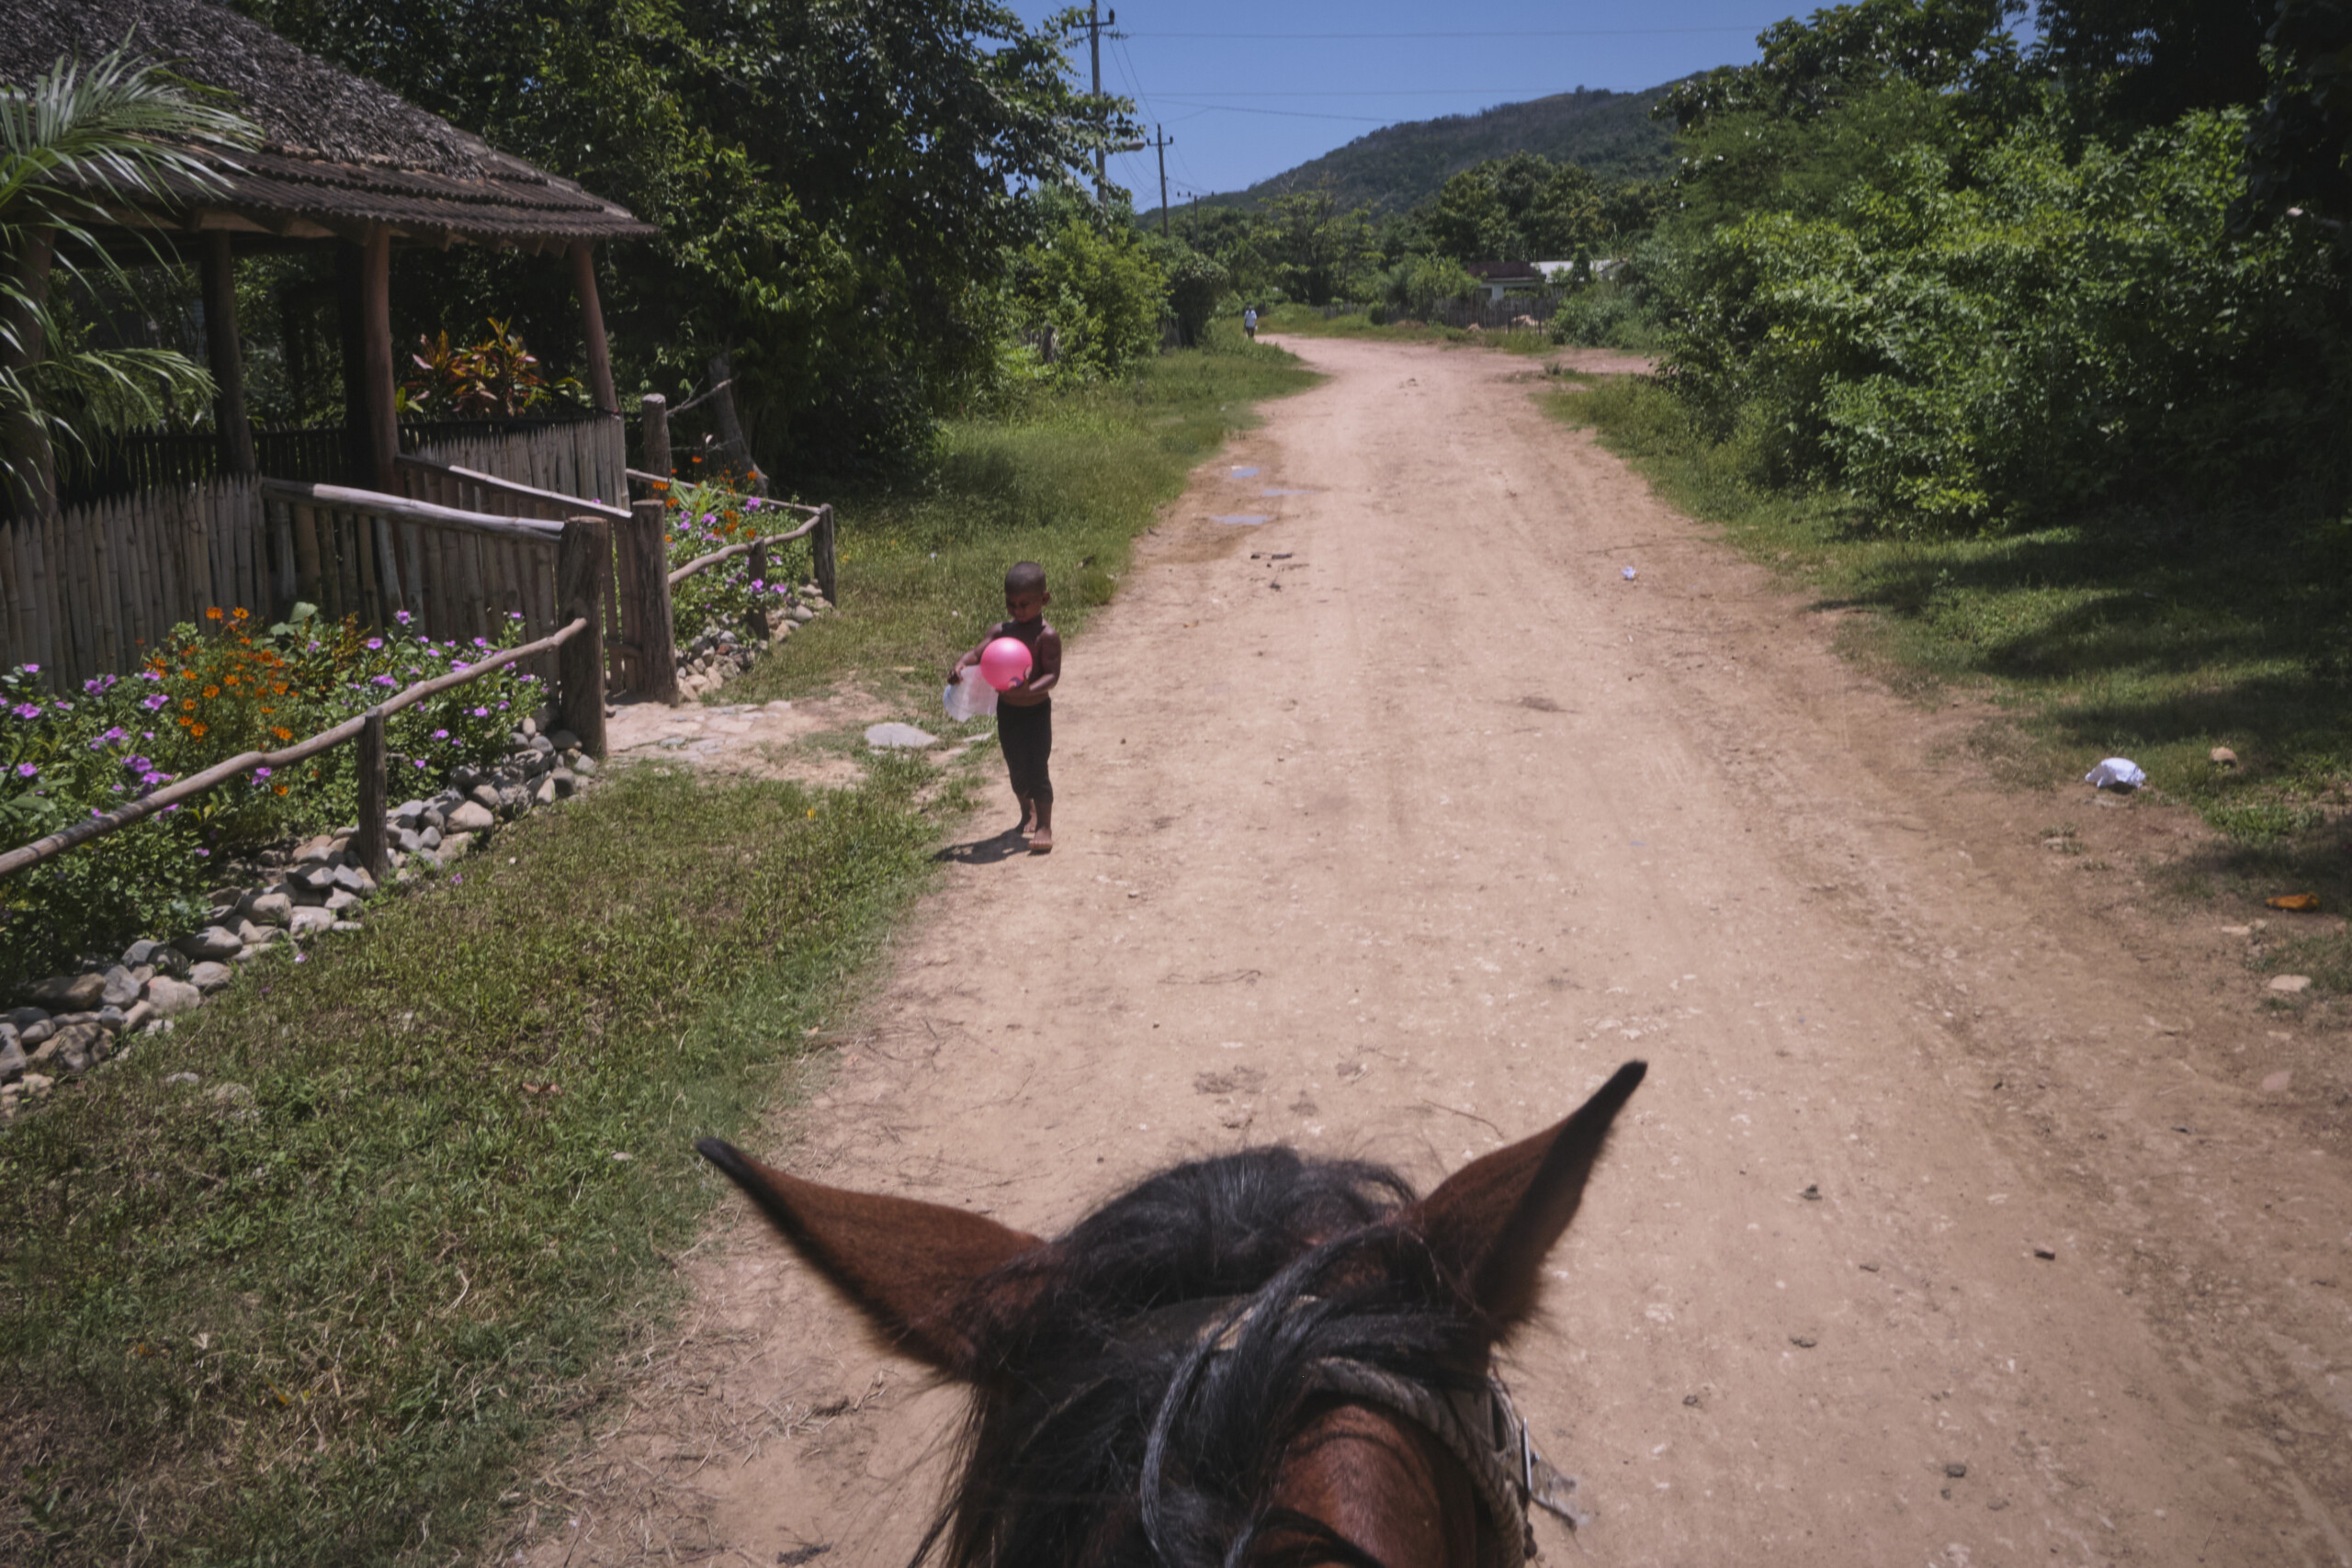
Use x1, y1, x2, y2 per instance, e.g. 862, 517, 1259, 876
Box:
1148, 83, 1682, 220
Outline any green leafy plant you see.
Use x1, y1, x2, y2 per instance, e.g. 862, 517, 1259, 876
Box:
2, 42, 255, 492
401, 318, 583, 417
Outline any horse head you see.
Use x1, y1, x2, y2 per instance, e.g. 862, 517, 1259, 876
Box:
698, 1058, 1645, 1568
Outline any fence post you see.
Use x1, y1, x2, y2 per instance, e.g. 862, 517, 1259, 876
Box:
747, 536, 771, 642
559, 516, 610, 756
355, 706, 390, 882
629, 498, 680, 705
814, 503, 837, 605
639, 392, 670, 487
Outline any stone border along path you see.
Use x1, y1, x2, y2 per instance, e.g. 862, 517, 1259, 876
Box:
0, 581, 839, 1124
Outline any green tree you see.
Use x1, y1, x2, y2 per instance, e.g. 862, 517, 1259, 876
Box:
1012, 197, 1166, 381
1259, 188, 1374, 305
3, 45, 251, 505
240, 0, 1125, 475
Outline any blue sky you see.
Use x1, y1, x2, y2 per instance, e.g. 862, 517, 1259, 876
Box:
998, 0, 1809, 201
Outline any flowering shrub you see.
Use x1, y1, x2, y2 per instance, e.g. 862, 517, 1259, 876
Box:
661, 465, 817, 645
1, 604, 537, 981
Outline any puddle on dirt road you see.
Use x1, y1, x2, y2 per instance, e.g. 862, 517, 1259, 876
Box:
1210, 514, 1272, 526
1230, 465, 1261, 477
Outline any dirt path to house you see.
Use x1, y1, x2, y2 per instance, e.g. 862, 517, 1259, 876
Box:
509, 337, 2352, 1568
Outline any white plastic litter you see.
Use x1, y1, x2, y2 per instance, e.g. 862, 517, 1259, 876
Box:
2085, 757, 2146, 791
1621, 567, 1637, 581
944, 670, 998, 721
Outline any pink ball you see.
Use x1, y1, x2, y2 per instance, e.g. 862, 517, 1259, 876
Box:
979, 636, 1033, 693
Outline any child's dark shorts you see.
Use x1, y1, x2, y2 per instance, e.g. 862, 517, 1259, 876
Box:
998, 697, 1052, 803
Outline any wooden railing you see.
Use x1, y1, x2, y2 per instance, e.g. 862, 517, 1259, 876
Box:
263, 478, 576, 654
0, 513, 608, 885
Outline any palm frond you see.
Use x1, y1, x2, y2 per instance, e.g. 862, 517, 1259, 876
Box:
1, 39, 256, 491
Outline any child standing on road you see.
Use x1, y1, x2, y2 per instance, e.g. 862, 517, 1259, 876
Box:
949, 561, 1063, 852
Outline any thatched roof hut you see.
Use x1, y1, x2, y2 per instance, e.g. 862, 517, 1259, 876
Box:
1, 0, 653, 502
0, 0, 652, 251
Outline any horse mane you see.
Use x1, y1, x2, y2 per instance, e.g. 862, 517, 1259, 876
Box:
924, 1147, 1488, 1568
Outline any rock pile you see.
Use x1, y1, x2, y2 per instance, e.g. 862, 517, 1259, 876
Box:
676, 583, 830, 698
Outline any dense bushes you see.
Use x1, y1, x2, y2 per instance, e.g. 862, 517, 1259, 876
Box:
1012, 215, 1167, 382
1661, 111, 2345, 529
1639, 0, 2352, 536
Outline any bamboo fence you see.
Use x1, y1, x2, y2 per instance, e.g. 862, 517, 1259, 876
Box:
1, 478, 268, 691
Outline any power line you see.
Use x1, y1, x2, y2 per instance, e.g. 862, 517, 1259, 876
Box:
1152, 99, 1394, 122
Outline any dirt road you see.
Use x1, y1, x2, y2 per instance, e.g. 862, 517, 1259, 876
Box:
514, 336, 2352, 1568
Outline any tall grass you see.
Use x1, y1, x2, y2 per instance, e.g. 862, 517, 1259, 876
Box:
733, 328, 1317, 708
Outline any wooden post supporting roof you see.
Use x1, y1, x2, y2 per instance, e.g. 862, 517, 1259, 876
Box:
360, 227, 398, 492
569, 242, 617, 415
201, 231, 255, 477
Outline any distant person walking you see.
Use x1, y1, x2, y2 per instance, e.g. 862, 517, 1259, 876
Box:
1243, 306, 1258, 341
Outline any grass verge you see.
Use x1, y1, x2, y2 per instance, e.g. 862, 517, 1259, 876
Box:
730, 328, 1317, 714
1546, 373, 2352, 993
2, 336, 1317, 1563
2, 760, 946, 1565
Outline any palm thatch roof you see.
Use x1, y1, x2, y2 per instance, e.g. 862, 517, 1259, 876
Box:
0, 0, 653, 250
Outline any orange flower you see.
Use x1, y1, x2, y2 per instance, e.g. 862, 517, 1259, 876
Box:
190, 722, 208, 739
202, 686, 220, 699
273, 727, 291, 741
181, 699, 197, 712
205, 607, 223, 621
273, 784, 288, 796
232, 608, 249, 621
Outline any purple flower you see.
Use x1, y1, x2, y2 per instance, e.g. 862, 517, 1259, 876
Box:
121, 754, 151, 772
141, 694, 168, 712
451, 874, 463, 885
13, 762, 35, 779
294, 952, 308, 963
365, 637, 384, 650
432, 728, 449, 740
253, 766, 273, 781
470, 706, 489, 718
396, 610, 413, 625
10, 702, 40, 720
193, 846, 209, 856
471, 637, 489, 649
23, 664, 37, 673
140, 670, 161, 681
747, 497, 763, 510
372, 673, 397, 687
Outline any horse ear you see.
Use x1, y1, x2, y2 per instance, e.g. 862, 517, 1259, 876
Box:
1405, 1060, 1645, 1333
697, 1138, 1044, 1376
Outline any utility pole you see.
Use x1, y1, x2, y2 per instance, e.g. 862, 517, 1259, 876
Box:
1084, 4, 1116, 206
1145, 125, 1174, 235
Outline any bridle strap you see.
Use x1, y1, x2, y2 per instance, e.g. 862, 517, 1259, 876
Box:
1298, 1359, 1587, 1567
